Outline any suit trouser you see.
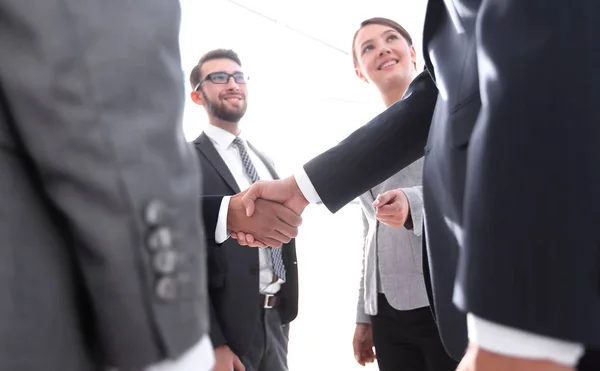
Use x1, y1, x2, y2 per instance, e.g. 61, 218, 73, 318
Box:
240, 307, 289, 371
371, 294, 458, 371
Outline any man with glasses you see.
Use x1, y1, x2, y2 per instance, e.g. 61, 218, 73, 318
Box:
189, 49, 300, 371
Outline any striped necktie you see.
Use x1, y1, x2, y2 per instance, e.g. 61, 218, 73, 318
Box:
232, 137, 286, 281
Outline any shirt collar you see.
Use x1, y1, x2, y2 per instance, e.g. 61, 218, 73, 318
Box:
203, 124, 244, 151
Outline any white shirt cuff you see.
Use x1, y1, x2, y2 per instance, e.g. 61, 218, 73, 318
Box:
294, 168, 322, 204
215, 196, 231, 244
467, 313, 584, 366
145, 335, 214, 371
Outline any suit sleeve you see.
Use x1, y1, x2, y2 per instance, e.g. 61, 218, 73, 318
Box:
304, 70, 438, 213
356, 211, 371, 324
208, 300, 227, 349
201, 196, 224, 243
0, 0, 206, 368
457, 0, 600, 344
401, 186, 424, 236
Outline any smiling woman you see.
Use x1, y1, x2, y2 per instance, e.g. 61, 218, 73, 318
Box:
351, 17, 417, 107
349, 16, 458, 371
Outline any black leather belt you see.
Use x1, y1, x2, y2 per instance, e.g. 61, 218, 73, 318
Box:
259, 294, 282, 309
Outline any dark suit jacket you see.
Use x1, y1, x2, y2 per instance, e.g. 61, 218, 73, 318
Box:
193, 133, 299, 357
0, 1, 208, 370
303, 0, 600, 359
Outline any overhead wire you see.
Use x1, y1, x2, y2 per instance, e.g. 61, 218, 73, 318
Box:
226, 0, 349, 55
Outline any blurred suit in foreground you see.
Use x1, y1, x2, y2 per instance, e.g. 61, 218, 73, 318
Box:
0, 0, 211, 370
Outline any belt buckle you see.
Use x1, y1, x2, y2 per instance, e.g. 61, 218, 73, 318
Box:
263, 294, 274, 309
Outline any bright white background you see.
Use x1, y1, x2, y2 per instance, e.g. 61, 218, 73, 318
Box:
178, 1, 427, 369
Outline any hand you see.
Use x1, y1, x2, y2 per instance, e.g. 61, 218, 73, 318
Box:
372, 189, 410, 228
353, 323, 376, 366
241, 176, 309, 218
229, 231, 266, 248
457, 344, 574, 371
228, 193, 302, 248
213, 345, 245, 371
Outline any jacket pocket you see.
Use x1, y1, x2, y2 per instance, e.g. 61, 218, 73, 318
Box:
449, 92, 480, 148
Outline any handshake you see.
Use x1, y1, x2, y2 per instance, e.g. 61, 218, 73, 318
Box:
227, 176, 412, 248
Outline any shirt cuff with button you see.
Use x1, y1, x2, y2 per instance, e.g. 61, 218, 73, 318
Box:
215, 196, 230, 244
293, 169, 322, 204
467, 313, 584, 367
145, 335, 214, 371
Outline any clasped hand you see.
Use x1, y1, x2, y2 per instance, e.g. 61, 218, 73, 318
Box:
229, 180, 415, 247
228, 177, 309, 248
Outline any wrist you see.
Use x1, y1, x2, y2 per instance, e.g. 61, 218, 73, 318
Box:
289, 176, 309, 207
404, 206, 413, 229
226, 194, 241, 231
399, 190, 412, 228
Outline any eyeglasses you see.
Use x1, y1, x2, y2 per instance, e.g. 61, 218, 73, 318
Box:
194, 71, 248, 91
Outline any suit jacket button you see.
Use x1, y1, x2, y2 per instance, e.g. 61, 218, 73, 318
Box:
156, 277, 178, 301
145, 200, 166, 226
153, 250, 178, 275
147, 227, 172, 251
249, 265, 259, 275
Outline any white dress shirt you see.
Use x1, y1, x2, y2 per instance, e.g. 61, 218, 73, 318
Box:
294, 169, 584, 366
205, 124, 284, 295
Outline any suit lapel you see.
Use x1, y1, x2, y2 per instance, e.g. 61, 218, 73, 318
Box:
194, 133, 241, 193
248, 141, 280, 180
